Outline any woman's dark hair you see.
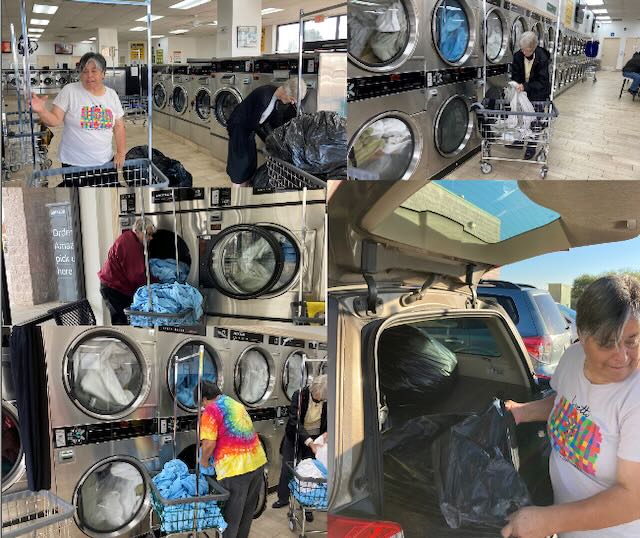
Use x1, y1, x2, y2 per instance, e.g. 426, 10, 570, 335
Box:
79, 52, 107, 73
194, 379, 221, 404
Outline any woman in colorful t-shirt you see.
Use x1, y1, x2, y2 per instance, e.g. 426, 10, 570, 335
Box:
31, 52, 126, 186
503, 275, 640, 538
198, 380, 267, 538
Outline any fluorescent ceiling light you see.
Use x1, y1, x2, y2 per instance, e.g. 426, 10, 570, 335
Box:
169, 0, 210, 10
32, 4, 58, 14
28, 28, 45, 33
129, 26, 147, 31
136, 14, 164, 21
585, 0, 604, 5
90, 37, 96, 40
598, 20, 612, 24
28, 34, 40, 38
152, 34, 165, 38
597, 15, 612, 19
591, 8, 608, 13
208, 21, 218, 25
261, 7, 284, 15
80, 40, 93, 43
30, 18, 50, 25
169, 29, 189, 34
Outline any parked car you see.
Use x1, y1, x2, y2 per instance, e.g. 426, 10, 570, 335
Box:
477, 280, 573, 379
556, 303, 579, 342
328, 180, 640, 537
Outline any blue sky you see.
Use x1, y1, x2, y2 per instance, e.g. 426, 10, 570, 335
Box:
500, 236, 640, 289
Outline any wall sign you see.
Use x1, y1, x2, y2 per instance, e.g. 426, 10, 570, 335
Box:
130, 42, 145, 62
237, 26, 258, 48
47, 202, 80, 302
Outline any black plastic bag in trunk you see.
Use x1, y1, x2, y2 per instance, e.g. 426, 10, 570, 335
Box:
265, 111, 347, 180
124, 145, 193, 187
434, 400, 532, 530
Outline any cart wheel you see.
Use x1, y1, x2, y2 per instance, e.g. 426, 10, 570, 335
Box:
288, 516, 297, 532
44, 159, 52, 168
481, 162, 492, 174
540, 168, 548, 179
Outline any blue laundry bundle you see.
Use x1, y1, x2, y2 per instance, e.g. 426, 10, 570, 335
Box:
152, 459, 227, 533
129, 283, 203, 326
150, 258, 190, 284
289, 460, 328, 510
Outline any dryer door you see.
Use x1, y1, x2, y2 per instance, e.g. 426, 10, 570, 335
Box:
195, 87, 212, 122
282, 350, 313, 401
149, 229, 192, 284
73, 456, 149, 538
511, 16, 527, 53
1, 400, 25, 492
348, 111, 423, 181
64, 332, 151, 420
484, 9, 508, 64
348, 0, 420, 73
434, 94, 474, 157
153, 82, 167, 110
234, 347, 276, 407
200, 225, 286, 300
172, 85, 188, 114
432, 0, 475, 66
168, 340, 222, 412
213, 87, 242, 128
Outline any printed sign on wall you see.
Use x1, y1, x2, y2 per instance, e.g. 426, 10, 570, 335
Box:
130, 42, 145, 62
564, 0, 575, 28
47, 202, 79, 302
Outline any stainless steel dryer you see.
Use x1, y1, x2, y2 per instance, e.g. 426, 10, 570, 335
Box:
280, 337, 315, 403
41, 326, 158, 429
483, 0, 513, 67
56, 70, 70, 89
348, 0, 426, 77
188, 67, 214, 150
530, 13, 547, 50
348, 75, 428, 181
507, 2, 529, 55
194, 200, 325, 323
40, 71, 57, 94
426, 0, 482, 70
169, 65, 191, 140
152, 65, 172, 131
426, 67, 481, 180
50, 420, 158, 538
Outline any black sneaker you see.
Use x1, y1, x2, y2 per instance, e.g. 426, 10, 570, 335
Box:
628, 88, 638, 96
272, 500, 288, 509
305, 511, 314, 523
524, 147, 536, 160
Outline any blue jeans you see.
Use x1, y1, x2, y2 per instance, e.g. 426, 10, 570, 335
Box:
623, 71, 640, 93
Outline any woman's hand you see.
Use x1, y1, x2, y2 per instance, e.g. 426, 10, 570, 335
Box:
114, 152, 125, 169
504, 400, 526, 425
516, 83, 525, 92
30, 93, 48, 113
501, 506, 551, 538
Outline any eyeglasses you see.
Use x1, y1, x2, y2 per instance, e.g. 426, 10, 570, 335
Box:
599, 337, 640, 353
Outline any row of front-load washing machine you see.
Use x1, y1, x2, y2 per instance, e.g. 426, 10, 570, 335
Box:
115, 186, 326, 324
347, 0, 594, 181
2, 69, 77, 95
151, 53, 326, 163
2, 324, 327, 538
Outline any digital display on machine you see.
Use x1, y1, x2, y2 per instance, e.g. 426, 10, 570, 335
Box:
427, 67, 478, 87
210, 188, 232, 207
152, 188, 205, 204
282, 338, 305, 348
230, 330, 264, 343
308, 341, 328, 351
119, 193, 135, 214
158, 325, 206, 336
347, 72, 426, 102
485, 64, 510, 77
504, 2, 528, 16
214, 327, 229, 339
53, 419, 158, 448
268, 336, 281, 345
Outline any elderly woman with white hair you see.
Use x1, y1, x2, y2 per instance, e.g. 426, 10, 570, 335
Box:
30, 52, 126, 186
226, 76, 307, 186
503, 275, 640, 538
273, 374, 327, 520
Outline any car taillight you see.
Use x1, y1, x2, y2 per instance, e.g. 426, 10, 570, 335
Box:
522, 335, 553, 364
328, 514, 404, 538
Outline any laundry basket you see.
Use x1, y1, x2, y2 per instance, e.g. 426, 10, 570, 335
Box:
1, 490, 74, 538
265, 156, 327, 190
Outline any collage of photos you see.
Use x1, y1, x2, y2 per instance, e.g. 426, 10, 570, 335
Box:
1, 0, 640, 538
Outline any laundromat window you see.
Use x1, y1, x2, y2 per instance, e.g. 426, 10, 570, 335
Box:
400, 180, 560, 242
433, 0, 471, 64
348, 0, 411, 67
169, 343, 219, 412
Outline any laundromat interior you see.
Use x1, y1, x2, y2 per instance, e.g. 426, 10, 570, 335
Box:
1, 184, 328, 536
347, 0, 640, 181
1, 0, 347, 187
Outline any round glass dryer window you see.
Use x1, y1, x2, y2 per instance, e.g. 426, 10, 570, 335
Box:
433, 0, 471, 64
172, 86, 187, 113
485, 10, 504, 62
168, 343, 219, 412
234, 348, 271, 405
1, 405, 22, 487
348, 116, 416, 180
348, 0, 411, 68
153, 84, 166, 108
283, 351, 311, 400
66, 336, 146, 418
547, 26, 555, 51
532, 22, 544, 47
214, 90, 240, 127
195, 89, 211, 121
75, 459, 146, 534
264, 228, 300, 295
210, 228, 280, 296
511, 17, 526, 52
435, 96, 471, 156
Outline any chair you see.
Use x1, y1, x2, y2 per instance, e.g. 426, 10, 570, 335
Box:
620, 77, 637, 101
48, 299, 96, 326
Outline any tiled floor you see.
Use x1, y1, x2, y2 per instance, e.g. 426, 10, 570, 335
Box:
250, 492, 326, 537
446, 70, 640, 181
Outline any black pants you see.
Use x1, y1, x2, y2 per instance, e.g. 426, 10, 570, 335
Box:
276, 436, 314, 504
219, 465, 265, 538
99, 285, 132, 325
226, 124, 257, 185
60, 162, 119, 187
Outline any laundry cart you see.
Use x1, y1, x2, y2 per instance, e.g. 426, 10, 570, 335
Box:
2, 111, 52, 181
1, 489, 74, 538
265, 156, 327, 190
121, 94, 148, 125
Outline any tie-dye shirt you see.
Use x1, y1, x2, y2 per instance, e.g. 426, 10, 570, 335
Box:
548, 343, 640, 537
200, 395, 267, 480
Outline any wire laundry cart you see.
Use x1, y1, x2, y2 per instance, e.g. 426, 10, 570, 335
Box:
1, 112, 52, 182
121, 95, 148, 126
287, 355, 328, 537
148, 345, 230, 537
1, 490, 75, 538
265, 156, 327, 190
474, 100, 559, 179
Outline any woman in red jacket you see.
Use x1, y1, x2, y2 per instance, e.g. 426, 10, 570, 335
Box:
98, 217, 156, 324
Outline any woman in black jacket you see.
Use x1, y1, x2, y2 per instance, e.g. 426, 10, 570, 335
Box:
273, 375, 327, 519
511, 31, 552, 160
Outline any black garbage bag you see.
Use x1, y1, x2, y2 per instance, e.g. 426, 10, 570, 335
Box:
252, 163, 271, 189
378, 325, 458, 405
265, 111, 347, 180
434, 400, 531, 530
124, 146, 193, 187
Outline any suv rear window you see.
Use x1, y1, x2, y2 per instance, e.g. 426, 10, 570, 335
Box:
479, 294, 519, 325
532, 293, 568, 334
420, 318, 501, 358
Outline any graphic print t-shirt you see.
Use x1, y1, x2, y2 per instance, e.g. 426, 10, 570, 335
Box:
53, 82, 124, 166
200, 395, 267, 480
548, 343, 640, 537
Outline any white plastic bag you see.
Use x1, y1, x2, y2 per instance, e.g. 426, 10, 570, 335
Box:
376, 3, 401, 32
507, 81, 535, 130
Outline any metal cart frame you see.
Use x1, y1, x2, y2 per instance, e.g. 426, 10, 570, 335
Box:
1, 489, 75, 538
